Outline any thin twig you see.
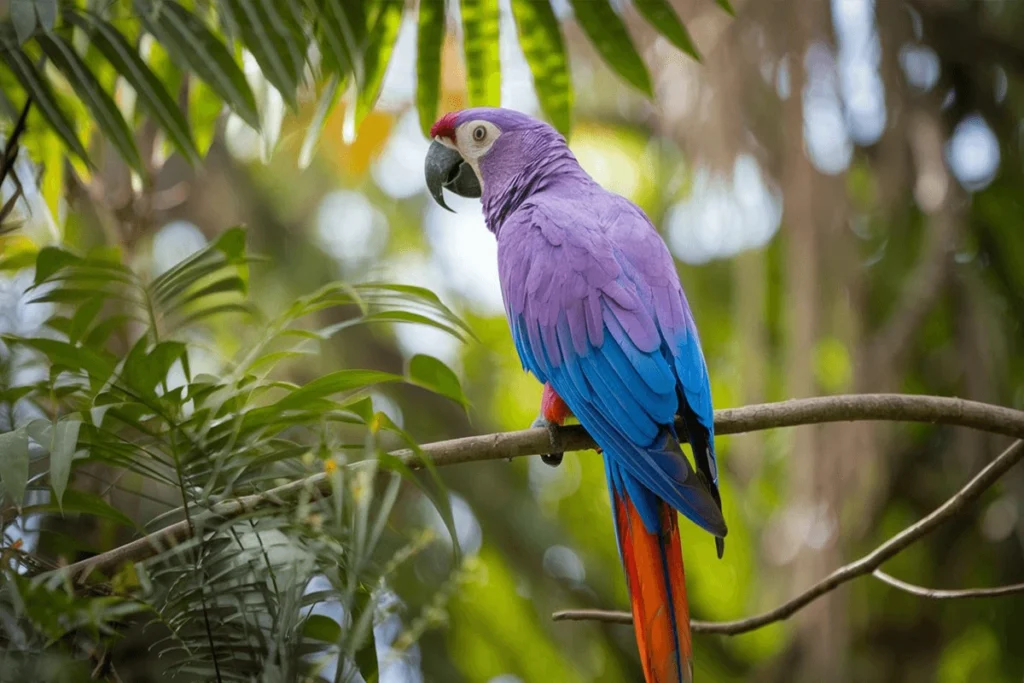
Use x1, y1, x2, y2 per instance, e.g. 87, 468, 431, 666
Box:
0, 97, 32, 185
0, 98, 32, 232
552, 439, 1024, 634
53, 394, 1024, 586
871, 570, 1024, 600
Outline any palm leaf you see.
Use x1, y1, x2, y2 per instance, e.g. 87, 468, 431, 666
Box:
299, 74, 341, 168
509, 0, 572, 134
313, 0, 366, 81
222, 0, 308, 108
416, 0, 445, 136
354, 0, 403, 127
568, 0, 652, 96
135, 0, 260, 128
0, 34, 89, 163
461, 0, 501, 107
633, 0, 701, 61
66, 11, 201, 164
10, 0, 37, 45
36, 32, 145, 174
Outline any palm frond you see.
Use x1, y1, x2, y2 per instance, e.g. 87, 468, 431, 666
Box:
0, 0, 706, 166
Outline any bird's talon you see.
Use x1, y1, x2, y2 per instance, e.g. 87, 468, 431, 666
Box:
541, 452, 564, 467
532, 415, 564, 467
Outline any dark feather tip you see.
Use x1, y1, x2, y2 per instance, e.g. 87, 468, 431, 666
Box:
716, 536, 725, 559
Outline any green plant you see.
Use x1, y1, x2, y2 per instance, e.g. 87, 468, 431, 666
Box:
0, 228, 473, 681
0, 0, 728, 176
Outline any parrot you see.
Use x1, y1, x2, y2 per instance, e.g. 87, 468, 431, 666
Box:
424, 108, 726, 683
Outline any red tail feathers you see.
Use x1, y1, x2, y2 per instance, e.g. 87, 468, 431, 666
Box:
613, 492, 694, 683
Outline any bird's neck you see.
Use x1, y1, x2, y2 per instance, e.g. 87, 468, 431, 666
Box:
480, 132, 592, 235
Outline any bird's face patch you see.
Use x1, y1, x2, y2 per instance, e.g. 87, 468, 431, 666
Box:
434, 118, 502, 192
451, 119, 502, 161
426, 108, 540, 211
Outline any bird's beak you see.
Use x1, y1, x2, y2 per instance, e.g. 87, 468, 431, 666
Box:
424, 140, 482, 212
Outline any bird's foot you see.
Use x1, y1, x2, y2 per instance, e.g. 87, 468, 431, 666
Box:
531, 414, 564, 467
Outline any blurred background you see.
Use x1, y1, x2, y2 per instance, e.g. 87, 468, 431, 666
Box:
3, 0, 1024, 681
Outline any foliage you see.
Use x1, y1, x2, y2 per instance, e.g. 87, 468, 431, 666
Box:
0, 228, 473, 681
2, 0, 1024, 680
0, 0, 725, 174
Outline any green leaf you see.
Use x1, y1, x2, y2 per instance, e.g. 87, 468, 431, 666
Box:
177, 301, 254, 326
147, 342, 188, 387
0, 429, 29, 508
0, 40, 90, 162
0, 248, 38, 272
274, 369, 402, 412
716, 0, 736, 16
416, 0, 445, 137
299, 74, 341, 168
49, 417, 81, 508
23, 489, 136, 529
66, 11, 201, 165
355, 282, 442, 304
10, 0, 36, 44
633, 0, 701, 61
35, 0, 57, 32
185, 74, 221, 157
136, 0, 260, 128
462, 0, 501, 107
178, 276, 247, 309
374, 412, 461, 560
407, 354, 467, 407
569, 0, 652, 96
245, 350, 314, 374
350, 587, 379, 681
10, 337, 116, 382
0, 386, 33, 405
68, 295, 105, 343
36, 33, 145, 174
122, 338, 186, 396
302, 613, 341, 643
353, 606, 378, 681
363, 310, 466, 341
509, 0, 572, 134
34, 245, 81, 284
355, 0, 403, 126
214, 226, 247, 260
223, 0, 307, 107
84, 314, 131, 348
314, 0, 366, 79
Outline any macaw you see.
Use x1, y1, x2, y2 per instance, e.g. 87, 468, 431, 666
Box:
424, 108, 726, 683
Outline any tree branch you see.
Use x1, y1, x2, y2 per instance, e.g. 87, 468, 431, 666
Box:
871, 570, 1024, 600
55, 394, 1024, 585
553, 439, 1024, 634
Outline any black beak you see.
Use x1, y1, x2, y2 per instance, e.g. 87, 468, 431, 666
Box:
425, 140, 482, 212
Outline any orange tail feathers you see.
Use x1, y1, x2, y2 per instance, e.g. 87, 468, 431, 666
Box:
614, 492, 693, 683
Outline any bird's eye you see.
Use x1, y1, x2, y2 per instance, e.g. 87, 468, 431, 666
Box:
473, 125, 487, 141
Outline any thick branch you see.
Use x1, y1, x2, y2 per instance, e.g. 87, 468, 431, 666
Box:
553, 439, 1024, 634
56, 394, 1024, 584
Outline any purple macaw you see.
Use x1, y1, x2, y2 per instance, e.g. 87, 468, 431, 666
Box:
424, 108, 726, 683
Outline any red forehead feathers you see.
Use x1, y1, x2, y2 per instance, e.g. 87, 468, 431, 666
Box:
430, 111, 458, 140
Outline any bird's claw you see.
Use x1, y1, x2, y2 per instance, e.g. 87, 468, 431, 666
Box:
531, 414, 564, 467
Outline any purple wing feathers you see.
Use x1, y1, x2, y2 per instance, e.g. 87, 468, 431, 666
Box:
499, 197, 725, 537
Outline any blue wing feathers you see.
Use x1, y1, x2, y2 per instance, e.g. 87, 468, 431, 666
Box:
513, 305, 727, 537
502, 202, 725, 539
580, 354, 660, 443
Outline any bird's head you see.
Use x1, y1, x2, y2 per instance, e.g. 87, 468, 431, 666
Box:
424, 107, 554, 212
